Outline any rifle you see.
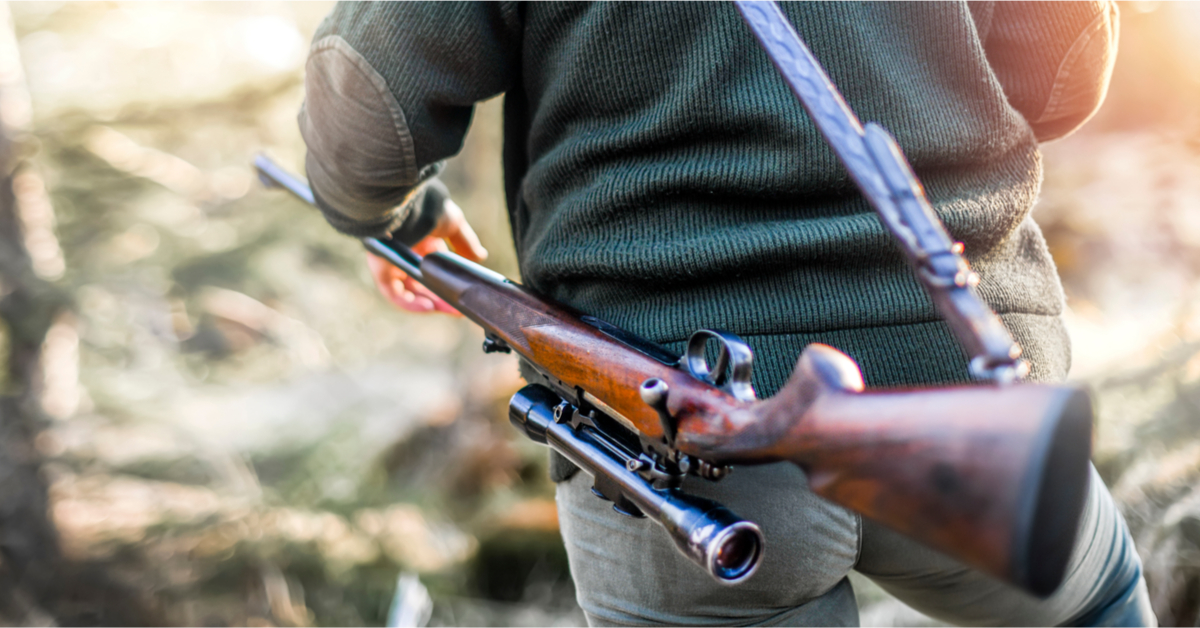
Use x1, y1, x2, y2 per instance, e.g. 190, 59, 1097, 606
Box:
254, 1, 1093, 596
256, 153, 1090, 595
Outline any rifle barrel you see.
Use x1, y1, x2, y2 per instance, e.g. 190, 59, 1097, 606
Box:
363, 237, 424, 282
253, 154, 425, 280
253, 154, 314, 205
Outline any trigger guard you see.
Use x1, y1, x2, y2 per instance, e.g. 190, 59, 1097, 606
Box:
684, 330, 757, 402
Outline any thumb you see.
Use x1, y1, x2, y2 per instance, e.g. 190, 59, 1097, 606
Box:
432, 198, 488, 262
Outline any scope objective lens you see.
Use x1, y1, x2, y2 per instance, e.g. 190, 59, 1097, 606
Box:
714, 529, 761, 580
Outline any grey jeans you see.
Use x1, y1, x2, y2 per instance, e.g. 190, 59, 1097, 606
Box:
556, 463, 1155, 626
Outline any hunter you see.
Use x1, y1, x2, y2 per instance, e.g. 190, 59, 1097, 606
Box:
297, 3, 1153, 626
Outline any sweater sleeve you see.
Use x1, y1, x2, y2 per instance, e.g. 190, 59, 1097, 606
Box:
982, 1, 1119, 142
298, 1, 521, 241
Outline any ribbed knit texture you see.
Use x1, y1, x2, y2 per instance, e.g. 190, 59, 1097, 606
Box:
311, 1, 1114, 390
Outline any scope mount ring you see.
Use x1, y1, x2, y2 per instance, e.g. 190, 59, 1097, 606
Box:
684, 329, 757, 402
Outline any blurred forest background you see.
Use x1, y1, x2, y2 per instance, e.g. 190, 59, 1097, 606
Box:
1, 1, 1200, 626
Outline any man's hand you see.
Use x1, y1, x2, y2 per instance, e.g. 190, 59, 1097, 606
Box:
368, 198, 488, 315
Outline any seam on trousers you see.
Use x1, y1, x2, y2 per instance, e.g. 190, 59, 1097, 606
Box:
853, 512, 863, 569
584, 591, 790, 628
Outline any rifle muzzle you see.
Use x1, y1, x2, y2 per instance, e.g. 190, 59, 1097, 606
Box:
510, 384, 764, 584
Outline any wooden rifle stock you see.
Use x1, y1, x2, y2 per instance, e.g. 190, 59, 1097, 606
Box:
419, 251, 1092, 595
673, 345, 1092, 596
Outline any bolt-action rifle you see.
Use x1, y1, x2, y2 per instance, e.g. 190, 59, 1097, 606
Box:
255, 1, 1093, 596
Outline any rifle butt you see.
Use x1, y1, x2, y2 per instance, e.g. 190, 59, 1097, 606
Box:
790, 375, 1093, 595
671, 344, 1093, 595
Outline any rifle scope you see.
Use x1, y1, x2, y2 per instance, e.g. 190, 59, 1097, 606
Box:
510, 384, 764, 584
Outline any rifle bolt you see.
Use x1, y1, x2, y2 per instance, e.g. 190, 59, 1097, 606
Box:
626, 459, 647, 472
640, 378, 677, 447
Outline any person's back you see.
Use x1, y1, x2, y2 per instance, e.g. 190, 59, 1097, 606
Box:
299, 2, 1154, 625
515, 2, 1074, 388
306, 2, 1108, 390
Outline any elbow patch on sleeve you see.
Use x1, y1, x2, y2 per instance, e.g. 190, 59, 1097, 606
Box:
1031, 4, 1119, 141
299, 35, 421, 229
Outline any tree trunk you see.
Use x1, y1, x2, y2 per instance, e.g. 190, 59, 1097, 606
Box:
0, 4, 64, 624
0, 5, 163, 624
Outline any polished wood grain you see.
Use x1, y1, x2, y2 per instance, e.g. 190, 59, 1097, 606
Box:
671, 345, 1092, 595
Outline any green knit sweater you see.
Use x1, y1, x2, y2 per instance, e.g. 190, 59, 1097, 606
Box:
300, 1, 1117, 394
